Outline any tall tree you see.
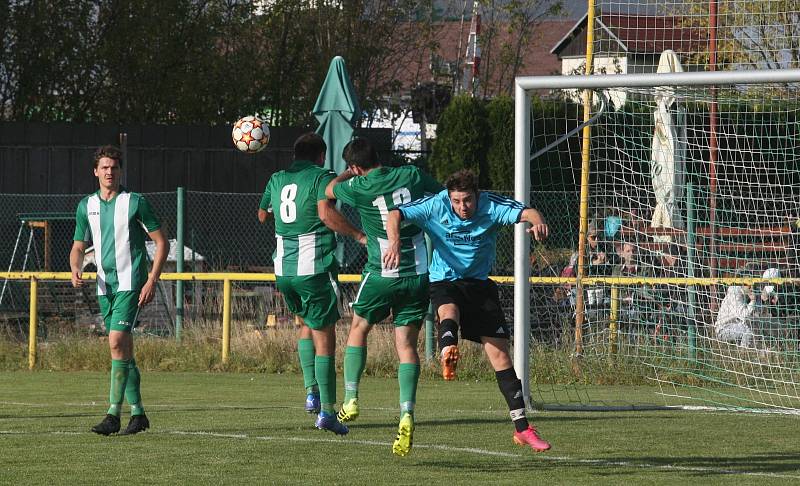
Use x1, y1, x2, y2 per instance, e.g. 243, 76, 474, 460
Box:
428, 94, 490, 185
477, 0, 563, 97
5, 0, 100, 121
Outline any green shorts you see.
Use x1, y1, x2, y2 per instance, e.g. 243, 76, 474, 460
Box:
98, 291, 140, 333
276, 272, 341, 330
351, 273, 429, 326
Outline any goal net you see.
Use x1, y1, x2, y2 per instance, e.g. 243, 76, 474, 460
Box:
513, 1, 800, 412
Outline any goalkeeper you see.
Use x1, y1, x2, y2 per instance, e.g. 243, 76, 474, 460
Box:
324, 137, 442, 456
383, 169, 552, 453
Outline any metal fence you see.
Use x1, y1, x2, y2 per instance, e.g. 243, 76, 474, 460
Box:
0, 189, 581, 341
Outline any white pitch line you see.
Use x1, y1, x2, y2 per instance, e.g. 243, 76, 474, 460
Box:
169, 430, 520, 458
0, 401, 408, 414
2, 428, 799, 479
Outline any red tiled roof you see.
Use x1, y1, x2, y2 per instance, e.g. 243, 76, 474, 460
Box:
552, 13, 707, 56
601, 14, 706, 53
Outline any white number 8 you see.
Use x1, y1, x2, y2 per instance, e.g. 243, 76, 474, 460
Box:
279, 184, 298, 223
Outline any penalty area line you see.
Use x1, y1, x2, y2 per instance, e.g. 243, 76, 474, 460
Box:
167, 430, 520, 458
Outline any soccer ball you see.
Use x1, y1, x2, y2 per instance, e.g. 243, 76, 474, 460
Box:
232, 115, 270, 153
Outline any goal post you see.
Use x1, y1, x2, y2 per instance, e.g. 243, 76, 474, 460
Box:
514, 68, 800, 412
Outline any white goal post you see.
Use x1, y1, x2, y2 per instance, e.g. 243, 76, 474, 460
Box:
513, 68, 800, 410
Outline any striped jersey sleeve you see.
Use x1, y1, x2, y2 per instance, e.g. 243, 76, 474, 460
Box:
485, 192, 527, 225
332, 177, 357, 206
135, 195, 161, 232
317, 171, 336, 202
259, 180, 272, 211
74, 198, 91, 242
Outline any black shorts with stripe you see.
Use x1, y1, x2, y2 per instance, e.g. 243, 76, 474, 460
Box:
430, 279, 510, 343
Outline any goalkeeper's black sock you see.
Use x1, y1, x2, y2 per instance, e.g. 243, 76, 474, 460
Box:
438, 319, 459, 350
496, 367, 529, 433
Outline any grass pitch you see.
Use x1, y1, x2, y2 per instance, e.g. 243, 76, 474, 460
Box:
2, 372, 799, 485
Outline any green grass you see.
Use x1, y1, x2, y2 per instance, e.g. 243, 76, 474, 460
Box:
2, 372, 800, 485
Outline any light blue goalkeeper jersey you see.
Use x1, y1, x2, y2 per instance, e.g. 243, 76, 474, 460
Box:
397, 190, 526, 282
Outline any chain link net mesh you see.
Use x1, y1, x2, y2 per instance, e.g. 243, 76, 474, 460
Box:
0, 188, 579, 345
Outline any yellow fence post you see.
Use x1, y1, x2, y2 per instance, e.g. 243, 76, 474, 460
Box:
28, 276, 38, 370
222, 278, 231, 364
609, 285, 619, 355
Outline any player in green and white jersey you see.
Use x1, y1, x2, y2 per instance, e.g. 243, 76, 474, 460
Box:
258, 132, 365, 435
324, 137, 442, 456
70, 145, 168, 436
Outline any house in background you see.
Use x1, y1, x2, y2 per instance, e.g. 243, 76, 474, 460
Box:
551, 13, 706, 107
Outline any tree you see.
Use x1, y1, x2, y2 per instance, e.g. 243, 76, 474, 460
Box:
681, 0, 800, 70
0, 0, 442, 126
476, 0, 564, 97
486, 95, 514, 190
3, 0, 100, 121
428, 94, 489, 185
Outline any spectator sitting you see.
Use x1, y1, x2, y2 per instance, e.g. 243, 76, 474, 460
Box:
554, 252, 578, 308
586, 219, 621, 308
715, 267, 781, 348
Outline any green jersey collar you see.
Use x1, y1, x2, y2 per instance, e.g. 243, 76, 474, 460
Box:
95, 186, 128, 202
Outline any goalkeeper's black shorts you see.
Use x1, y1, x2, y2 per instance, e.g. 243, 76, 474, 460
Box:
430, 278, 510, 343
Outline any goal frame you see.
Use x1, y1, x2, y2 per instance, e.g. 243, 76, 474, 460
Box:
513, 68, 800, 409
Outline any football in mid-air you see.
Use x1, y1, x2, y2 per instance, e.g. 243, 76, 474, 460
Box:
232, 115, 270, 153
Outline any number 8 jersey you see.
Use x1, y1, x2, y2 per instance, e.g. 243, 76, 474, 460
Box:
259, 160, 337, 277
333, 165, 442, 278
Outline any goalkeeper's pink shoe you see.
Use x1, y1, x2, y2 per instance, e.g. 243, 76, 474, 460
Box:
513, 426, 551, 452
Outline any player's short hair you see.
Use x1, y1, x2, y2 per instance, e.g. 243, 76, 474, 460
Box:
294, 132, 327, 161
445, 169, 479, 194
93, 145, 123, 168
342, 137, 379, 170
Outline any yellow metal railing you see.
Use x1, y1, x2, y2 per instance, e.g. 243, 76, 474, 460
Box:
3, 271, 793, 369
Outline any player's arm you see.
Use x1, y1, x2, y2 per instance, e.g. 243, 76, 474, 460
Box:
382, 209, 403, 269
318, 199, 366, 245
139, 228, 168, 306
519, 208, 549, 241
135, 196, 168, 306
325, 169, 356, 201
71, 202, 90, 288
384, 194, 436, 269
257, 207, 273, 223
69, 240, 88, 288
489, 192, 549, 241
257, 181, 273, 224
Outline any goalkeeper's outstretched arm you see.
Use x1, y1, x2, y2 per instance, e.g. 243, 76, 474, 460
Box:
519, 208, 549, 242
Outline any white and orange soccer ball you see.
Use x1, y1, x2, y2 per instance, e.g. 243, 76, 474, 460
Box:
232, 115, 270, 153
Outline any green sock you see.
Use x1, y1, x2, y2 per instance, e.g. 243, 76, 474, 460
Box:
343, 345, 367, 401
315, 355, 336, 414
398, 362, 420, 415
298, 338, 317, 393
124, 359, 145, 416
107, 359, 131, 416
